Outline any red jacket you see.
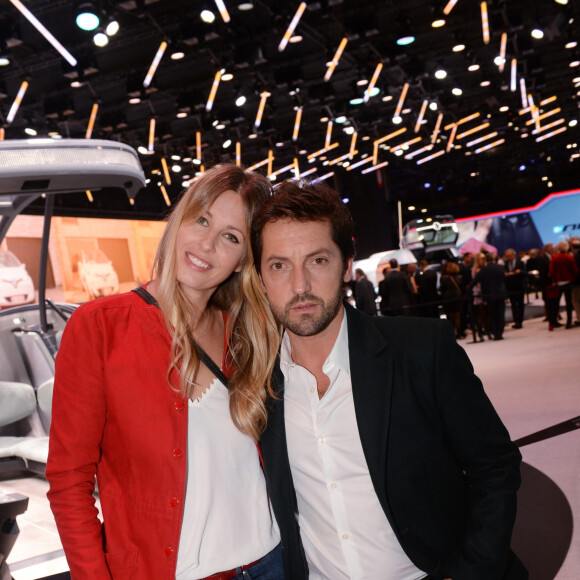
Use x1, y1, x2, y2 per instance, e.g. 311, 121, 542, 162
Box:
549, 252, 579, 284
47, 291, 215, 579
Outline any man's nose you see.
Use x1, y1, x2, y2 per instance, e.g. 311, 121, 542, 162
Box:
291, 266, 311, 295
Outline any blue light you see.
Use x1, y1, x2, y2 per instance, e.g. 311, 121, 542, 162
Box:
76, 11, 100, 31
519, 165, 526, 171
424, 182, 431, 188
342, 197, 350, 204
349, 97, 364, 105
397, 36, 415, 46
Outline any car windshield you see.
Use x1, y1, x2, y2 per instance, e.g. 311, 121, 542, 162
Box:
0, 251, 21, 268
81, 249, 109, 264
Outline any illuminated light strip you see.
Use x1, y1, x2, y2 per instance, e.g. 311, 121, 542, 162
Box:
206, 70, 222, 112
161, 157, 172, 185
414, 100, 429, 133
540, 96, 558, 106
329, 151, 358, 165
525, 107, 561, 125
361, 160, 389, 174
325, 121, 333, 148
298, 167, 318, 178
129, 198, 135, 206
236, 142, 241, 166
446, 124, 458, 152
457, 122, 490, 139
466, 131, 498, 147
269, 162, 296, 178
85, 103, 99, 139
528, 94, 540, 131
254, 91, 271, 127
373, 141, 380, 165
267, 149, 274, 175
314, 172, 334, 182
306, 142, 339, 159
481, 2, 490, 45
475, 138, 505, 154
404, 144, 434, 160
444, 112, 480, 131
9, 0, 77, 66
391, 136, 422, 153
278, 2, 307, 52
375, 128, 407, 146
520, 78, 528, 109
498, 32, 507, 72
324, 37, 348, 81
394, 83, 409, 118
247, 158, 270, 171
364, 62, 383, 102
196, 131, 202, 161
143, 41, 167, 88
532, 118, 565, 135
346, 157, 373, 171
160, 184, 171, 206
6, 80, 29, 124
431, 113, 443, 143
148, 118, 156, 152
214, 0, 230, 23
0, 128, 4, 140
349, 131, 358, 157
293, 157, 300, 178
443, 0, 459, 15
510, 58, 517, 92
416, 149, 446, 165
292, 107, 303, 141
86, 190, 94, 202
518, 107, 531, 115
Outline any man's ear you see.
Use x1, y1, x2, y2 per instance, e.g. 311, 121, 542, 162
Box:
343, 258, 354, 283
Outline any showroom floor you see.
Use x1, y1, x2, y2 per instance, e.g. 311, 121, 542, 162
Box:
2, 298, 579, 580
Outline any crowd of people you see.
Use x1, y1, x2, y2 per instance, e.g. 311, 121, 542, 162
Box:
354, 239, 580, 341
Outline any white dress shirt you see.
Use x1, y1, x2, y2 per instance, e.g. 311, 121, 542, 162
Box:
176, 378, 280, 579
281, 311, 425, 580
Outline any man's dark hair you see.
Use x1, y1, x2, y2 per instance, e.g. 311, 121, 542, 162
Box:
251, 179, 355, 273
389, 258, 398, 268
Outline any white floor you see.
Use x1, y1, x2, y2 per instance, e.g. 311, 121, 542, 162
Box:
1, 301, 578, 579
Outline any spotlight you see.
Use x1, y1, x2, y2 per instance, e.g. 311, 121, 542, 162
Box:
105, 19, 119, 36
200, 9, 216, 23
397, 35, 415, 46
0, 56, 9, 66
93, 31, 109, 47
235, 95, 246, 107
237, 1, 254, 10
76, 2, 100, 31
531, 28, 544, 39
435, 69, 447, 79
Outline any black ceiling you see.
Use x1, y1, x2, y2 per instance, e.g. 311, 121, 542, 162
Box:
1, 0, 579, 252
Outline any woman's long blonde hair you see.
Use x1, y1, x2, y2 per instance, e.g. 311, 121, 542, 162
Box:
152, 164, 280, 441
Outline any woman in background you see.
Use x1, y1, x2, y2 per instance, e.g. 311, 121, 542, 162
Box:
440, 260, 464, 338
46, 165, 285, 580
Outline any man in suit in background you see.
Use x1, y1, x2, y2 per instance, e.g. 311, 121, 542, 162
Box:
416, 259, 440, 318
503, 248, 526, 329
353, 267, 377, 315
378, 258, 414, 316
251, 180, 527, 580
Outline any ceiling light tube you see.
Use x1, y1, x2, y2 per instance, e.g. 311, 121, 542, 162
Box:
161, 157, 172, 185
324, 37, 348, 81
0, 128, 4, 140
362, 160, 389, 174
417, 149, 446, 165
143, 41, 168, 88
526, 108, 561, 125
278, 2, 307, 52
292, 106, 303, 141
236, 142, 241, 166
325, 120, 333, 148
535, 126, 567, 142
520, 78, 528, 109
414, 100, 429, 133
294, 157, 300, 178
160, 184, 171, 206
196, 131, 202, 162
85, 102, 99, 138
206, 69, 222, 112
254, 91, 271, 127
214, 0, 231, 23
466, 131, 498, 147
510, 59, 517, 92
315, 172, 334, 182
391, 137, 422, 153
431, 113, 443, 143
446, 125, 458, 152
375, 128, 407, 147
532, 118, 565, 134
269, 162, 296, 178
329, 151, 358, 166
346, 157, 373, 171
540, 96, 558, 106
528, 94, 540, 130
364, 62, 383, 102
9, 0, 77, 66
349, 131, 358, 157
86, 190, 94, 202
481, 2, 490, 45
475, 138, 505, 154
268, 149, 274, 175
404, 144, 434, 160
6, 80, 29, 123
394, 83, 410, 117
307, 142, 339, 159
444, 112, 480, 131
247, 158, 270, 171
299, 167, 318, 178
457, 122, 490, 139
373, 141, 380, 165
148, 118, 156, 152
443, 0, 459, 15
498, 32, 507, 72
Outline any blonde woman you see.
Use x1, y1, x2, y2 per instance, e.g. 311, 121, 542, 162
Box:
46, 165, 285, 580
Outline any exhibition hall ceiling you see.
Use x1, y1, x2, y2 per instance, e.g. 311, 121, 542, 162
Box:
0, 0, 579, 219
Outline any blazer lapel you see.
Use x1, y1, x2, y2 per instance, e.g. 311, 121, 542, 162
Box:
345, 303, 394, 517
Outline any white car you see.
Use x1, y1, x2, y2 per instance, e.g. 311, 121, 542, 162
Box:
78, 249, 119, 299
0, 251, 35, 309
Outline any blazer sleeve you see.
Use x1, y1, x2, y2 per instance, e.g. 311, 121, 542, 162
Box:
433, 321, 522, 579
46, 307, 113, 580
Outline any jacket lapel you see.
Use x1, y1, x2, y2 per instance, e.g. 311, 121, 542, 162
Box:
345, 303, 394, 517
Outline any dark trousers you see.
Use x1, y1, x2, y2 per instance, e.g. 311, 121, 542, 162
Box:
487, 298, 506, 339
548, 283, 574, 326
508, 291, 525, 326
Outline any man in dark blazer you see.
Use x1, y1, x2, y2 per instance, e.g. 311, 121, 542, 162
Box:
503, 248, 526, 329
378, 259, 415, 316
251, 180, 527, 580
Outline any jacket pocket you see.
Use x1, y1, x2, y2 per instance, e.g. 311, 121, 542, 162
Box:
105, 550, 138, 574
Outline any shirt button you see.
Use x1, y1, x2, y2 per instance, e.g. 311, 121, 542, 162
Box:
318, 436, 325, 443
170, 498, 180, 508
172, 448, 183, 458
165, 546, 174, 556
330, 482, 337, 489
174, 401, 185, 411
342, 533, 350, 540
310, 387, 315, 394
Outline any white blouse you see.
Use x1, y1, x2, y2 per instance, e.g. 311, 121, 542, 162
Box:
176, 378, 280, 579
